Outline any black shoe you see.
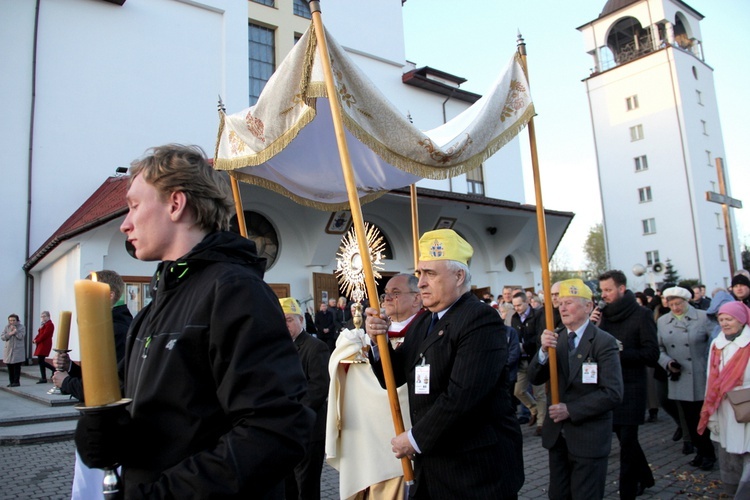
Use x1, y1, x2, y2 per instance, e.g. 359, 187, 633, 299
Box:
689, 455, 704, 467
646, 409, 658, 423
682, 442, 694, 454
672, 427, 683, 441
700, 457, 716, 471
37, 379, 47, 384
9, 383, 19, 387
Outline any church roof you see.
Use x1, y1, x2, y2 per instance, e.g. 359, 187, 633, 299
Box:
24, 175, 129, 271
598, 0, 703, 20
600, 0, 639, 17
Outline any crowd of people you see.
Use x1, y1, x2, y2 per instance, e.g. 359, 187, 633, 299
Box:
3, 143, 750, 499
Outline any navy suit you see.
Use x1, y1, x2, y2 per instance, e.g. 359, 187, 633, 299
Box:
528, 322, 623, 500
372, 292, 524, 499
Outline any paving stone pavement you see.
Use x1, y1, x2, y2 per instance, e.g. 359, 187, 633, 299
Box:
0, 413, 727, 499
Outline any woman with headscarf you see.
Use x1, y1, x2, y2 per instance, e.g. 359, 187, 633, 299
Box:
699, 301, 750, 498
658, 286, 716, 470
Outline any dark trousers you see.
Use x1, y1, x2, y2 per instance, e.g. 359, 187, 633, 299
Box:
548, 434, 608, 500
7, 363, 22, 384
37, 355, 55, 380
284, 439, 324, 500
614, 424, 654, 499
677, 400, 715, 459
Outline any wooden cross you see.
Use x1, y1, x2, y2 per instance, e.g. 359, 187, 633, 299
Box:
706, 158, 743, 276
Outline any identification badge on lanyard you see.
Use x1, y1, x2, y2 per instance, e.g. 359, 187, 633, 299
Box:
582, 360, 598, 384
415, 356, 430, 394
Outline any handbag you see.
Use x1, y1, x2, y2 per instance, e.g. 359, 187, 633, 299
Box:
726, 388, 750, 423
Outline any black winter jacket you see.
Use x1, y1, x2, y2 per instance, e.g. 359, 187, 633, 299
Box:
598, 290, 659, 425
118, 231, 313, 498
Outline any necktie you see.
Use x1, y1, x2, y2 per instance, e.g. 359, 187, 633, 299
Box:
568, 331, 577, 352
426, 313, 439, 337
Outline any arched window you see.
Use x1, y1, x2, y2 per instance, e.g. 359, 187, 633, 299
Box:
230, 210, 280, 270
364, 222, 394, 260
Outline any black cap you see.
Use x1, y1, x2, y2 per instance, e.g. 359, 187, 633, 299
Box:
732, 274, 750, 288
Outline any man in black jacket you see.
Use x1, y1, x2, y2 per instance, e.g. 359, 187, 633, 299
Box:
280, 297, 329, 500
590, 269, 659, 499
314, 302, 337, 352
74, 144, 313, 498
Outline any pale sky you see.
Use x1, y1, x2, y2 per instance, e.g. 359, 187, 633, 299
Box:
402, 0, 750, 269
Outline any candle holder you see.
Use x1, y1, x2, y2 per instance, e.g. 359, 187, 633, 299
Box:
47, 348, 72, 395
76, 398, 132, 499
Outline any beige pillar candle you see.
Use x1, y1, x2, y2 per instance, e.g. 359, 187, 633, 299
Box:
55, 311, 72, 350
74, 277, 120, 407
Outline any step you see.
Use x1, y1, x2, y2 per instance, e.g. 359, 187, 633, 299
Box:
0, 365, 82, 444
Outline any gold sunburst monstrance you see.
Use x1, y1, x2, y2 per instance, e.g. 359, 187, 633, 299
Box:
335, 223, 385, 303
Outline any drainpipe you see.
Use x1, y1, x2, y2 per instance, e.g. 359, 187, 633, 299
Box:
24, 0, 42, 363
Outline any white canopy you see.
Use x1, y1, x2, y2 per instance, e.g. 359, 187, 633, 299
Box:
214, 24, 535, 210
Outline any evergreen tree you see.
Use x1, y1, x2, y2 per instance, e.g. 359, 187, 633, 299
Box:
663, 259, 680, 283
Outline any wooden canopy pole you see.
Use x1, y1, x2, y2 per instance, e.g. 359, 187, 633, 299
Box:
216, 99, 248, 239
229, 173, 248, 238
308, 1, 413, 484
517, 33, 559, 405
410, 185, 420, 270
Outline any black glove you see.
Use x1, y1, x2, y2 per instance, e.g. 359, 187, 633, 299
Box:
75, 405, 131, 469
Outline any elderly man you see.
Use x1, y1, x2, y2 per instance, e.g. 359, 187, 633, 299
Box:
280, 298, 329, 500
590, 269, 658, 499
326, 273, 423, 499
74, 144, 312, 498
366, 229, 524, 499
380, 273, 425, 349
511, 291, 546, 435
529, 279, 623, 500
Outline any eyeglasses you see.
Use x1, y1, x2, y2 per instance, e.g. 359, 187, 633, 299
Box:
379, 291, 418, 301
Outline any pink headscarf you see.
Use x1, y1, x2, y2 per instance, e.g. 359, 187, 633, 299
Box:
718, 301, 750, 326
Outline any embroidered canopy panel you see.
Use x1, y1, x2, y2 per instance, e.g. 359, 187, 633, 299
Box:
214, 24, 534, 210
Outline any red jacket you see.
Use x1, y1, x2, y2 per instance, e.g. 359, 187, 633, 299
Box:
33, 320, 54, 357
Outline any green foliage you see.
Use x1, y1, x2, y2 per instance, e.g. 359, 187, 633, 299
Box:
743, 245, 750, 272
583, 223, 607, 278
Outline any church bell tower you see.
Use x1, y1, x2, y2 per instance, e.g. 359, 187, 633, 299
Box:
578, 0, 739, 289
